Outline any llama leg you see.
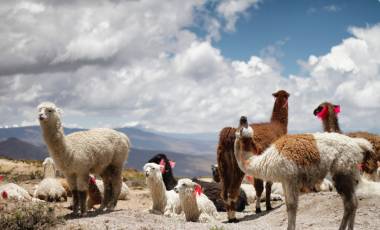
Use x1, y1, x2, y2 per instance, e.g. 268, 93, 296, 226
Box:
100, 167, 113, 210
254, 178, 264, 213
77, 174, 89, 215
108, 167, 122, 210
265, 181, 273, 210
227, 173, 244, 223
333, 174, 358, 230
66, 175, 79, 214
283, 183, 299, 230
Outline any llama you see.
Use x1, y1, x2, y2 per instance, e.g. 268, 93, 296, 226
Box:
217, 89, 289, 222
147, 154, 248, 212
37, 102, 131, 215
234, 116, 374, 230
314, 102, 380, 176
0, 183, 32, 201
143, 163, 181, 216
148, 153, 177, 190
174, 178, 217, 222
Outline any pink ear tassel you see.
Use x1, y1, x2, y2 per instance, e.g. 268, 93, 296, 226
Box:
159, 159, 166, 173
334, 105, 341, 114
169, 160, 176, 168
0, 175, 3, 182
1, 191, 8, 199
245, 175, 254, 183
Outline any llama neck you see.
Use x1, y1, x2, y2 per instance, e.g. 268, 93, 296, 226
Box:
322, 111, 342, 133
43, 164, 56, 178
180, 192, 200, 221
234, 139, 269, 181
270, 100, 288, 132
40, 120, 69, 169
147, 177, 167, 212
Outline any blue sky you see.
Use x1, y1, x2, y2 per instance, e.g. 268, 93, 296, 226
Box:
0, 0, 379, 133
211, 0, 380, 75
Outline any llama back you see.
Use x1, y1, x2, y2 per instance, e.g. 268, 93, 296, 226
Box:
65, 128, 130, 171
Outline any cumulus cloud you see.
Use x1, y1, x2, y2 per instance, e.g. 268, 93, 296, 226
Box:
0, 0, 379, 134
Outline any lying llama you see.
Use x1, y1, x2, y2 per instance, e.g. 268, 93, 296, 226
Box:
217, 89, 289, 222
314, 102, 380, 177
143, 163, 181, 216
38, 102, 131, 215
0, 183, 32, 201
174, 178, 217, 222
34, 157, 67, 202
87, 175, 130, 209
148, 153, 248, 212
234, 116, 374, 230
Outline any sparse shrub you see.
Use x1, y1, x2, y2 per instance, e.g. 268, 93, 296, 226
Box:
122, 168, 146, 189
0, 201, 64, 230
209, 226, 225, 230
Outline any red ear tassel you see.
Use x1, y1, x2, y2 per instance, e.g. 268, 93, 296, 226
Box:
194, 184, 202, 196
0, 175, 3, 182
245, 175, 254, 183
317, 106, 329, 120
357, 163, 363, 171
334, 105, 341, 114
1, 191, 8, 199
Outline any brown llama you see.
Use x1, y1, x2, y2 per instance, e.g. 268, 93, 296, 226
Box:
313, 102, 380, 174
217, 89, 289, 223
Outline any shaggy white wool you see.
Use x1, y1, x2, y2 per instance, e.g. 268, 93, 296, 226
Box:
174, 178, 217, 222
33, 178, 67, 202
38, 102, 130, 212
0, 183, 32, 201
143, 163, 181, 216
94, 179, 130, 200
240, 183, 283, 204
356, 177, 380, 197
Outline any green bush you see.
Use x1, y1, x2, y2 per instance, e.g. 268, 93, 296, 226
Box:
0, 201, 64, 230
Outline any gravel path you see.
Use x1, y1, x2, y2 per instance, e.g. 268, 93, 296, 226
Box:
57, 189, 380, 230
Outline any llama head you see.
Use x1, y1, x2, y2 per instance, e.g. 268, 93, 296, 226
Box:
272, 90, 290, 109
174, 178, 202, 196
313, 102, 340, 120
147, 153, 175, 175
143, 163, 163, 180
235, 116, 257, 154
211, 164, 220, 182
37, 102, 62, 125
361, 149, 378, 174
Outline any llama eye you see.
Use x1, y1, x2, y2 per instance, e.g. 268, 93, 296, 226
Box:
48, 110, 52, 113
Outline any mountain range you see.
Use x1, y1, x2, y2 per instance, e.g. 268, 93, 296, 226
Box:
0, 126, 218, 177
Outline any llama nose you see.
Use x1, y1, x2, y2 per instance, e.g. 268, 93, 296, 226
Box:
39, 114, 47, 121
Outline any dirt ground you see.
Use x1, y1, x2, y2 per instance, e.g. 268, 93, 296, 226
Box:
44, 187, 380, 230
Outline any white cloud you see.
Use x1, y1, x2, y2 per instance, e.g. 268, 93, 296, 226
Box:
217, 0, 261, 31
0, 1, 379, 134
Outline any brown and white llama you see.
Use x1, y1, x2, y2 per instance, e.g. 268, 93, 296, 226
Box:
217, 89, 289, 222
313, 102, 380, 175
234, 116, 374, 230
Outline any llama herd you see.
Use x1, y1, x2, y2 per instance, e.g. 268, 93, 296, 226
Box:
0, 92, 379, 230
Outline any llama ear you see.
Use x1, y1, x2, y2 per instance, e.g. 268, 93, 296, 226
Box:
56, 107, 63, 116
272, 92, 278, 98
333, 105, 341, 114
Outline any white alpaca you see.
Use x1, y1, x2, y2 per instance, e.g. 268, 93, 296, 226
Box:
143, 163, 181, 216
174, 178, 217, 222
0, 183, 32, 201
37, 102, 130, 215
94, 179, 130, 200
42, 157, 56, 178
240, 183, 283, 204
33, 178, 67, 202
234, 116, 373, 230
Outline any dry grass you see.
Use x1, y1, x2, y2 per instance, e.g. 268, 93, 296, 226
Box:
0, 158, 43, 182
122, 168, 146, 189
0, 201, 64, 230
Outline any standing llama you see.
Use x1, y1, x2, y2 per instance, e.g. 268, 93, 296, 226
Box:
313, 102, 380, 175
234, 116, 374, 230
38, 102, 130, 215
217, 89, 289, 222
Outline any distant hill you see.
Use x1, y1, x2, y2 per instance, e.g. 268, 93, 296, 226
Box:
0, 137, 215, 177
0, 126, 217, 156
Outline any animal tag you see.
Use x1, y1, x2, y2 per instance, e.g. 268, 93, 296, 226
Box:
334, 105, 341, 114
194, 184, 202, 196
245, 175, 254, 183
1, 191, 8, 199
316, 106, 328, 120
0, 175, 3, 182
169, 160, 176, 168
159, 159, 166, 173
89, 176, 96, 185
356, 163, 363, 171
